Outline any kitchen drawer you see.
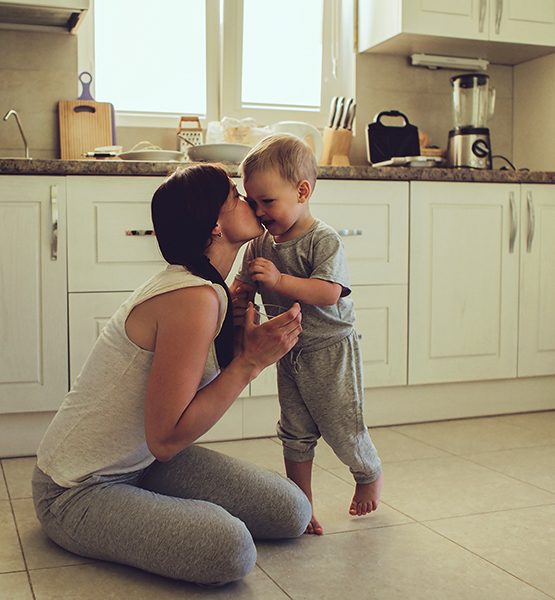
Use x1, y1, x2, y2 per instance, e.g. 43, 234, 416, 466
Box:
312, 180, 409, 285
67, 176, 166, 292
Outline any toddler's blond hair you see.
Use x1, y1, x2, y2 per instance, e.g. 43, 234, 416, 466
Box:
240, 133, 318, 191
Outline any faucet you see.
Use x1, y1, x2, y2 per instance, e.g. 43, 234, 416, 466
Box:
3, 110, 30, 159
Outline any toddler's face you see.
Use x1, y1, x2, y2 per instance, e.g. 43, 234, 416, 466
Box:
244, 169, 306, 242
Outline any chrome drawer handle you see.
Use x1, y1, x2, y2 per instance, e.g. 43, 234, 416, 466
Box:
526, 191, 535, 253
126, 230, 155, 236
509, 191, 517, 254
50, 185, 58, 261
337, 229, 363, 236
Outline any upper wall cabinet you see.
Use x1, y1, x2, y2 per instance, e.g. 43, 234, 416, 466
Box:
358, 0, 555, 65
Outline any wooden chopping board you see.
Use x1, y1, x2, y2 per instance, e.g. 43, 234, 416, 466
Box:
58, 100, 113, 159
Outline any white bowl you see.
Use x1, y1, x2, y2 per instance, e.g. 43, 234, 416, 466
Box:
186, 143, 251, 164
119, 150, 184, 162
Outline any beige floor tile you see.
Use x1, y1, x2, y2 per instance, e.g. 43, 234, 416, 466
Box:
375, 455, 555, 521
392, 415, 554, 455
0, 500, 25, 573
0, 466, 8, 501
200, 438, 286, 474
2, 457, 35, 499
0, 571, 34, 600
428, 504, 555, 597
308, 468, 413, 534
499, 410, 555, 438
30, 562, 289, 600
11, 498, 93, 570
465, 445, 555, 494
256, 523, 548, 600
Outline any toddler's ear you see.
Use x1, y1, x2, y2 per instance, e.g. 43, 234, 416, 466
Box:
297, 180, 312, 203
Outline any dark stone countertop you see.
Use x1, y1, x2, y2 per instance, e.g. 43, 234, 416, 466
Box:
1, 157, 555, 183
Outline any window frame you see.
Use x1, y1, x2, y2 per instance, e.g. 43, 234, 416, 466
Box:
77, 0, 354, 129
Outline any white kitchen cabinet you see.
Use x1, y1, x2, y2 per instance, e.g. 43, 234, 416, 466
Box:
358, 0, 555, 64
409, 181, 526, 385
313, 180, 409, 387
0, 177, 68, 414
518, 185, 555, 376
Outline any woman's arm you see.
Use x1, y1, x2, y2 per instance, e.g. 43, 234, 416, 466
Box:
144, 285, 301, 461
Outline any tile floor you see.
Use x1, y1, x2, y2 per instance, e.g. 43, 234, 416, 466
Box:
1, 411, 555, 600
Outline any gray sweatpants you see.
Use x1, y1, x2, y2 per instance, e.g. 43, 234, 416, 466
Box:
32, 445, 311, 586
277, 330, 382, 485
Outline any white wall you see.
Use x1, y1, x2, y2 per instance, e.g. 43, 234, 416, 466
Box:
514, 53, 555, 172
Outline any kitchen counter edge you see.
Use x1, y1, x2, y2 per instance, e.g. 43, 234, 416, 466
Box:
1, 158, 554, 184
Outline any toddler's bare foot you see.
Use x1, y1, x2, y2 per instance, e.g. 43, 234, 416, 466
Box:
305, 513, 324, 535
349, 472, 384, 516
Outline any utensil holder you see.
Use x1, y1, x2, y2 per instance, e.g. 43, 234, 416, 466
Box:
319, 127, 352, 166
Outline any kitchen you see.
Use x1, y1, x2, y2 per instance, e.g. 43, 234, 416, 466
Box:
1, 1, 555, 598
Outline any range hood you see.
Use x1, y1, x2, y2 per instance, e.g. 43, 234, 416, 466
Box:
0, 0, 89, 32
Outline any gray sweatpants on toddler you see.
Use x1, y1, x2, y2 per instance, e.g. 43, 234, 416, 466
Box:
32, 445, 311, 586
277, 330, 382, 485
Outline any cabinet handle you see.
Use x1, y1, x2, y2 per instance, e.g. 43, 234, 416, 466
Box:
495, 0, 503, 34
526, 191, 536, 253
337, 229, 363, 236
125, 230, 156, 236
50, 185, 58, 261
479, 0, 487, 32
509, 191, 517, 254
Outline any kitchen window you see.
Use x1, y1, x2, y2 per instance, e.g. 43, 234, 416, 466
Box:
78, 0, 353, 129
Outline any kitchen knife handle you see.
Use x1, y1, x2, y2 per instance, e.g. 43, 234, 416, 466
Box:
495, 0, 503, 34
479, 0, 487, 32
526, 191, 535, 253
337, 229, 363, 236
50, 185, 58, 261
509, 191, 517, 254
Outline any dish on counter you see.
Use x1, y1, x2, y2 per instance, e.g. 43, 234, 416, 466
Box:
118, 150, 185, 162
186, 143, 251, 164
372, 156, 445, 168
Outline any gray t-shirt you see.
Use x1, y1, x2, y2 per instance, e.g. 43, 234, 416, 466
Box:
37, 265, 227, 488
236, 218, 355, 351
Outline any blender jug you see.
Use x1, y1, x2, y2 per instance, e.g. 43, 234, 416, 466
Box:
451, 74, 495, 129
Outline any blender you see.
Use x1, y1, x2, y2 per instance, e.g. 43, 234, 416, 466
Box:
446, 73, 495, 169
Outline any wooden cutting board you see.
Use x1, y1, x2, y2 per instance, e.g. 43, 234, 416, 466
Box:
58, 100, 113, 159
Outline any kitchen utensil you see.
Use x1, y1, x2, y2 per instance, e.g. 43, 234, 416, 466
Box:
186, 143, 251, 164
366, 111, 420, 165
446, 73, 495, 169
332, 97, 345, 129
59, 72, 115, 160
176, 116, 203, 152
270, 122, 323, 162
342, 98, 354, 129
327, 96, 339, 127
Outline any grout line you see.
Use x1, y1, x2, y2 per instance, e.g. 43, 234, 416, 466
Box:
255, 563, 295, 600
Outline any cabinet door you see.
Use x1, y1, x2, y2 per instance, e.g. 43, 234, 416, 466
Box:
518, 185, 555, 376
351, 285, 408, 388
312, 180, 409, 285
491, 0, 555, 45
0, 177, 68, 413
67, 176, 166, 292
409, 182, 520, 384
403, 0, 487, 40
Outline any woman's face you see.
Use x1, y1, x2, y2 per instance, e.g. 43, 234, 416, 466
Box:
218, 180, 263, 244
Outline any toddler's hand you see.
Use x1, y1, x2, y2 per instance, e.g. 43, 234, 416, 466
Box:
248, 258, 281, 291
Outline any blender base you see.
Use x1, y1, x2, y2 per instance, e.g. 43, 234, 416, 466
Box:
447, 127, 492, 169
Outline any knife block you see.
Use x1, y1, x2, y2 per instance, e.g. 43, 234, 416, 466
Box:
319, 127, 352, 166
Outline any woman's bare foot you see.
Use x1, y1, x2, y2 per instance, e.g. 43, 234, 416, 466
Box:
305, 513, 324, 535
349, 472, 384, 516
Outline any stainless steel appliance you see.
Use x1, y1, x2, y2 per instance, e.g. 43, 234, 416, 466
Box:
446, 73, 495, 169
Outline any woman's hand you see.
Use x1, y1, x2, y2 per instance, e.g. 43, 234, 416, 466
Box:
240, 302, 302, 371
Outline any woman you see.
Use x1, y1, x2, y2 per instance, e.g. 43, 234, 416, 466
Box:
32, 164, 310, 586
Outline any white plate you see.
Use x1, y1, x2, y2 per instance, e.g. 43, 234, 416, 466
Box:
119, 150, 184, 162
186, 143, 251, 164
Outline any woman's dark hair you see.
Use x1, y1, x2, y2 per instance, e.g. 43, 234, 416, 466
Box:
151, 164, 234, 368
151, 163, 231, 272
